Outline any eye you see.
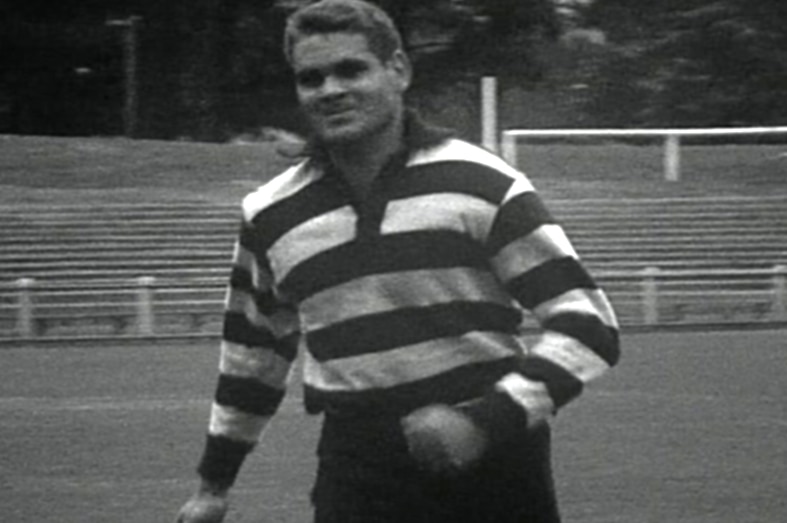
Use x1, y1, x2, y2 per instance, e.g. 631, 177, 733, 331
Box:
296, 70, 324, 89
335, 60, 368, 80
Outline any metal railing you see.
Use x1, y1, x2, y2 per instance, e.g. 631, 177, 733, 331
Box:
1, 276, 226, 341
2, 265, 786, 342
597, 265, 787, 327
500, 126, 787, 182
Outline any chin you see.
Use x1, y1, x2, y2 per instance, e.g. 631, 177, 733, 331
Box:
316, 124, 366, 145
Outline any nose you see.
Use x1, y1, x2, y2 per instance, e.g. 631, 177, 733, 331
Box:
318, 74, 346, 98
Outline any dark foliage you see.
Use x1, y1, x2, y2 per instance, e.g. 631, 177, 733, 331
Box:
0, 0, 559, 139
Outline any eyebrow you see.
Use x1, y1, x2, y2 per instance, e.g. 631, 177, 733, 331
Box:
296, 57, 370, 75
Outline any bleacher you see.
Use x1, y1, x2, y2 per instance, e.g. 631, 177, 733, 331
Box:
0, 204, 237, 340
550, 195, 787, 327
2, 194, 787, 341
1, 204, 237, 281
555, 195, 787, 270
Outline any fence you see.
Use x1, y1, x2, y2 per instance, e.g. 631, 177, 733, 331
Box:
598, 265, 787, 327
2, 265, 786, 342
500, 126, 787, 181
0, 276, 225, 341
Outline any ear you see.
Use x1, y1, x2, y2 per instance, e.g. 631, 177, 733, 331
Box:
389, 49, 412, 91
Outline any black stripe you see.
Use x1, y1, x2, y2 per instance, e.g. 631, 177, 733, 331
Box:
248, 175, 349, 254
229, 266, 253, 290
517, 356, 584, 409
197, 434, 254, 488
237, 225, 278, 287
543, 312, 621, 367
487, 191, 555, 254
508, 257, 597, 310
304, 357, 519, 415
228, 268, 291, 317
388, 161, 513, 203
238, 220, 267, 261
222, 312, 298, 362
280, 230, 488, 303
253, 289, 288, 317
214, 374, 286, 416
308, 301, 523, 362
223, 311, 276, 346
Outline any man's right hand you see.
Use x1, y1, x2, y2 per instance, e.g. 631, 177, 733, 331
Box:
175, 488, 229, 523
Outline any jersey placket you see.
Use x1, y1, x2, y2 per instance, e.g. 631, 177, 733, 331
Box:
333, 151, 409, 243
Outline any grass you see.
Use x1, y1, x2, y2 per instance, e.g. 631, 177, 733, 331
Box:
0, 135, 296, 205
516, 143, 787, 199
1, 133, 786, 521
0, 329, 784, 522
1, 134, 786, 205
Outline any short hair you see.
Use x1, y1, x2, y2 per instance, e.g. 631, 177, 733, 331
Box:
283, 0, 404, 64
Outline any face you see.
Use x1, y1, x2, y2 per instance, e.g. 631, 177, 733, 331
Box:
291, 32, 411, 145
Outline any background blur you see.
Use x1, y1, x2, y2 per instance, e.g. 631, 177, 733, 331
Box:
2, 0, 786, 143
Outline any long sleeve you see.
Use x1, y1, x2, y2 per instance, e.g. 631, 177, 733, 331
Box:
462, 175, 620, 445
197, 218, 301, 489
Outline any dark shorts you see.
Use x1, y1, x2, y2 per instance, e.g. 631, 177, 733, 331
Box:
311, 413, 561, 523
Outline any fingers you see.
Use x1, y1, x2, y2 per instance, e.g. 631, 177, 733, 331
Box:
175, 493, 229, 523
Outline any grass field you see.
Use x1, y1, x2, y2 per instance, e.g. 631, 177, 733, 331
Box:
0, 135, 294, 205
0, 330, 784, 523
2, 134, 786, 205
1, 134, 785, 521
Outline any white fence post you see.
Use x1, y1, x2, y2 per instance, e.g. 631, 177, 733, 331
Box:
481, 76, 498, 153
664, 133, 680, 182
642, 266, 660, 325
137, 276, 155, 335
16, 278, 35, 338
501, 132, 517, 168
773, 265, 786, 321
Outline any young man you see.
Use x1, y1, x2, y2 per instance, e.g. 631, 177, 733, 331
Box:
176, 1, 620, 522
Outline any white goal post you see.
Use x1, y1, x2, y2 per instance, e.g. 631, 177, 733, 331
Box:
499, 126, 787, 182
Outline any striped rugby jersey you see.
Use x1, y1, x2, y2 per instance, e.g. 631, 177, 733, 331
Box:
198, 133, 620, 487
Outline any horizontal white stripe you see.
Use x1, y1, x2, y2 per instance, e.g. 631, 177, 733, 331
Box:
532, 287, 618, 328
299, 266, 512, 331
268, 205, 357, 283
502, 176, 536, 202
530, 330, 610, 383
382, 193, 496, 241
242, 162, 312, 221
303, 331, 522, 392
218, 341, 293, 390
408, 139, 526, 182
209, 403, 270, 443
495, 373, 555, 428
491, 224, 578, 283
225, 287, 300, 339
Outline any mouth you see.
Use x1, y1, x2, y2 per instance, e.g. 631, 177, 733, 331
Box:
308, 104, 361, 136
322, 107, 355, 119
316, 100, 355, 116
317, 109, 358, 131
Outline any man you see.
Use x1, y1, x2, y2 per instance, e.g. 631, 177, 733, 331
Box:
176, 1, 620, 522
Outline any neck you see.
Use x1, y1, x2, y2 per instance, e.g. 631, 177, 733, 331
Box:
328, 113, 405, 197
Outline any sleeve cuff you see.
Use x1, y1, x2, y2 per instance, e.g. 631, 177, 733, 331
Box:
197, 434, 255, 489
458, 390, 530, 450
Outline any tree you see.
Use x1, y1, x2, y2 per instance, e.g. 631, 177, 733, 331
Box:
584, 0, 787, 127
275, 0, 561, 82
0, 1, 127, 135
0, 0, 567, 139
